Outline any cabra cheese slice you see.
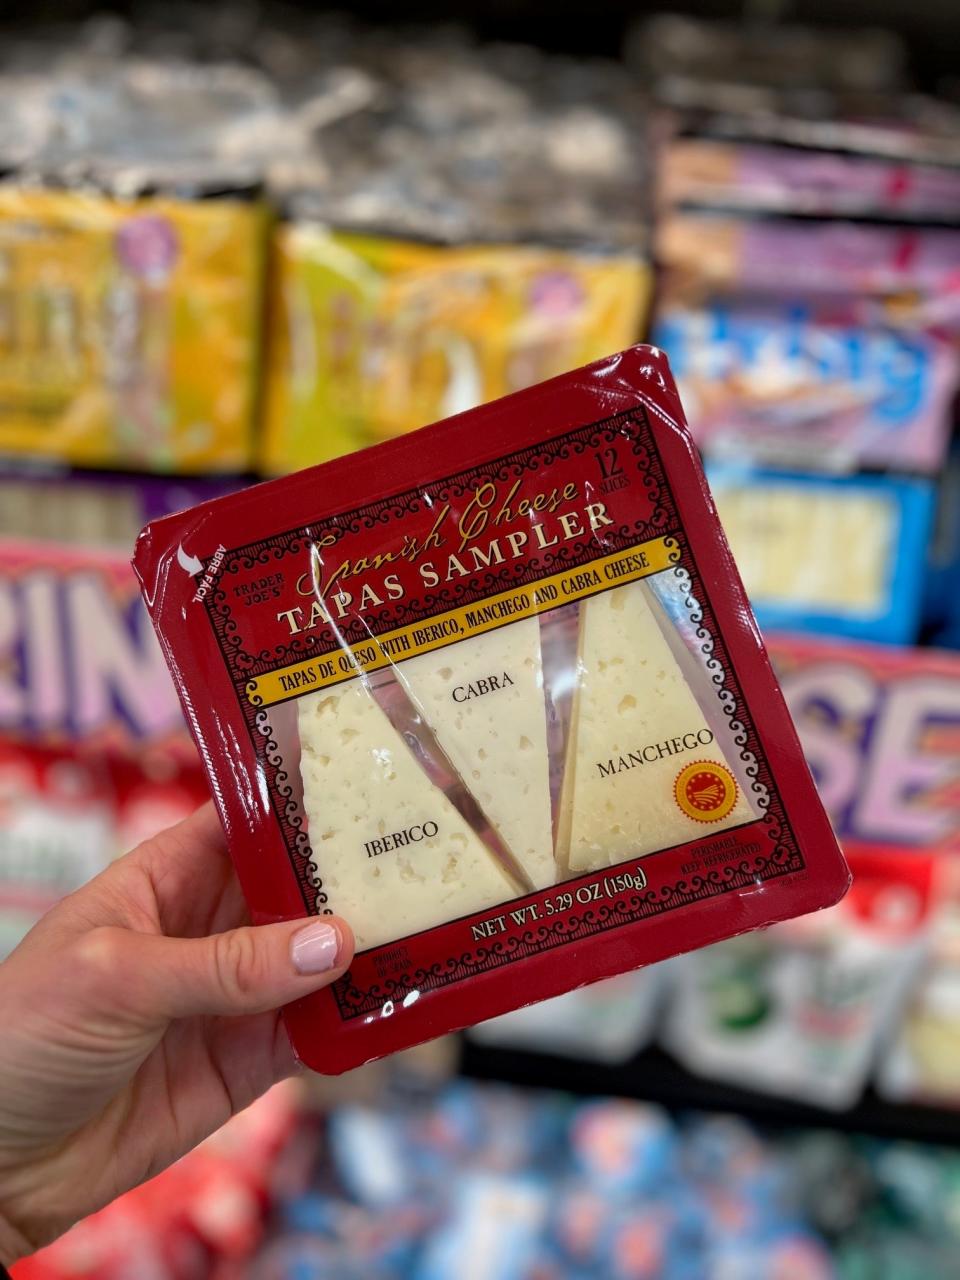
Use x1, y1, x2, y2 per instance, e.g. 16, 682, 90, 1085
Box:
299, 677, 520, 951
556, 581, 754, 876
399, 617, 554, 891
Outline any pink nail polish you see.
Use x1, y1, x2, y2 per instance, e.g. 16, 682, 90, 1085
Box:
291, 921, 341, 974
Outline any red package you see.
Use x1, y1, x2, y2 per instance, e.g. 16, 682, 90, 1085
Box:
133, 344, 849, 1072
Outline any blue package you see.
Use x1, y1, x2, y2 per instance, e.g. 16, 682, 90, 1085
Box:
250, 1233, 389, 1280
706, 464, 936, 645
408, 1083, 567, 1181
570, 1101, 677, 1198
654, 298, 958, 477
550, 1185, 617, 1271
603, 1204, 674, 1279
280, 1190, 345, 1236
709, 1231, 836, 1280
415, 1172, 551, 1280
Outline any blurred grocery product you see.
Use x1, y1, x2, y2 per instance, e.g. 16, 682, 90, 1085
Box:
0, 471, 216, 955
923, 442, 960, 647
0, 183, 266, 473
0, 20, 653, 475
880, 915, 960, 1106
256, 35, 651, 466
468, 968, 664, 1063
0, 742, 207, 959
707, 468, 935, 644
240, 1077, 960, 1279
655, 213, 960, 476
769, 634, 960, 851
0, 472, 232, 754
14, 1080, 297, 1280
664, 850, 938, 1110
658, 138, 960, 223
0, 742, 114, 956
632, 13, 960, 167
632, 14, 907, 98
262, 227, 649, 469
247, 1082, 836, 1280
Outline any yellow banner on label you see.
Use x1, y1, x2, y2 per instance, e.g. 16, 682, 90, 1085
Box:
246, 536, 676, 707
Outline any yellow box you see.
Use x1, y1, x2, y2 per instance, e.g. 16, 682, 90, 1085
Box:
260, 226, 651, 473
0, 185, 266, 472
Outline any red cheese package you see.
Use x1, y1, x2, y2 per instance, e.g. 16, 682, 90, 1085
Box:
133, 344, 849, 1072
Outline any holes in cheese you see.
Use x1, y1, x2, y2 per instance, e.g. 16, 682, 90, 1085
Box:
555, 581, 755, 876
298, 678, 520, 951
398, 617, 554, 891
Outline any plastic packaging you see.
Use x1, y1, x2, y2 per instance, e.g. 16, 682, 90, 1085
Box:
2, 26, 652, 477
659, 137, 960, 223
134, 344, 848, 1072
880, 913, 960, 1105
467, 968, 664, 1063
250, 1082, 837, 1280
0, 473, 233, 754
0, 740, 207, 959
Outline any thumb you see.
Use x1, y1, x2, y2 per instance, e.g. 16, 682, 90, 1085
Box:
99, 916, 354, 1021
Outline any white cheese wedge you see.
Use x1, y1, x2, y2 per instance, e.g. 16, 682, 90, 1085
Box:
556, 581, 754, 876
399, 617, 554, 891
299, 677, 520, 951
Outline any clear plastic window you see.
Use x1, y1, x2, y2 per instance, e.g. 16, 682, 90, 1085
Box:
264, 570, 762, 952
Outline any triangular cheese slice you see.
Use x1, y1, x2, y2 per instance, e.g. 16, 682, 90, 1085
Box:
399, 617, 554, 890
556, 581, 754, 876
299, 678, 520, 951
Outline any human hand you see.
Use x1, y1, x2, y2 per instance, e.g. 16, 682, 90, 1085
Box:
0, 801, 353, 1264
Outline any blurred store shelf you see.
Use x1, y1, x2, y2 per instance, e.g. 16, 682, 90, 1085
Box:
461, 1040, 960, 1146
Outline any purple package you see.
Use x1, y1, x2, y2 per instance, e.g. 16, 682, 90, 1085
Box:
0, 470, 240, 754
663, 138, 960, 222
655, 214, 960, 473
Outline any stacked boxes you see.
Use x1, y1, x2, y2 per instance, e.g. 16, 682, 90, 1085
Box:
646, 18, 960, 647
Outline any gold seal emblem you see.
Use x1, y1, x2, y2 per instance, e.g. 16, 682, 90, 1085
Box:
674, 760, 738, 823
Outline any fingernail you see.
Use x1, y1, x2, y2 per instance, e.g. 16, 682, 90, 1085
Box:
291, 921, 342, 975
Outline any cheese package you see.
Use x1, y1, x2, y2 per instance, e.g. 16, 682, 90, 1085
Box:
133, 344, 849, 1072
707, 466, 935, 645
